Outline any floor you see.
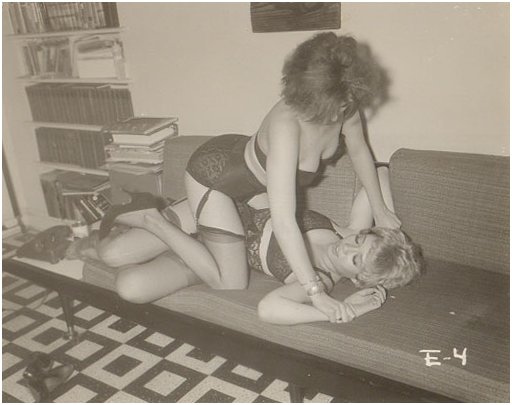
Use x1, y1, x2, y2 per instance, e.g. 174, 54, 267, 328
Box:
2, 273, 338, 403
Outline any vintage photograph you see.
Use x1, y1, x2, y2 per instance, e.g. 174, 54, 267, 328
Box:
2, 2, 509, 403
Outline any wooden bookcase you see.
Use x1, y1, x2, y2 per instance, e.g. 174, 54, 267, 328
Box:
5, 2, 133, 226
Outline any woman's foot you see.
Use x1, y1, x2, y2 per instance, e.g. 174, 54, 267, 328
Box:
65, 231, 100, 260
99, 191, 168, 239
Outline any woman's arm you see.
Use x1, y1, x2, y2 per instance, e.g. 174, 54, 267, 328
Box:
258, 283, 387, 325
257, 282, 356, 325
343, 110, 400, 229
265, 118, 348, 322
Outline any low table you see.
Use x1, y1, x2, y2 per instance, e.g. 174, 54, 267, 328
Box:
3, 256, 455, 403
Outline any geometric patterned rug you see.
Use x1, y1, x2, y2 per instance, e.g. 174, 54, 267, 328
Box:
3, 273, 338, 403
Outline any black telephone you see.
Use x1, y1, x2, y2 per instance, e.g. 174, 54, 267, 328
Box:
17, 226, 72, 264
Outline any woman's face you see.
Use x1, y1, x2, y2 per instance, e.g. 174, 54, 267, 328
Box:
328, 232, 376, 278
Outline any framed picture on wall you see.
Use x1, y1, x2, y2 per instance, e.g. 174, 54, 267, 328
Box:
250, 2, 341, 33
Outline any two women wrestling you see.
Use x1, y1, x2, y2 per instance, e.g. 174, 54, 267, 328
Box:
79, 32, 424, 325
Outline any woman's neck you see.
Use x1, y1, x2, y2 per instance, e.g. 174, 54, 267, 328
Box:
304, 230, 340, 274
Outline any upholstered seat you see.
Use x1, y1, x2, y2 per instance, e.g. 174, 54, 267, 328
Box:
83, 136, 509, 402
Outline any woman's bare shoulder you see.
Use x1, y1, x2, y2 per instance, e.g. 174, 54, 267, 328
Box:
259, 101, 300, 146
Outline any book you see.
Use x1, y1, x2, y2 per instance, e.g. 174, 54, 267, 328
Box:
35, 127, 112, 169
105, 117, 178, 135
7, 3, 119, 35
26, 83, 134, 125
112, 126, 177, 146
56, 172, 109, 192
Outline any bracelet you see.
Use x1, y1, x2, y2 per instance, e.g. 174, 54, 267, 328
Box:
300, 274, 321, 287
306, 281, 325, 297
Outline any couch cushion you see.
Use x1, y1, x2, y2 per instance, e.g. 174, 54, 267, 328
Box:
390, 149, 509, 275
83, 259, 509, 402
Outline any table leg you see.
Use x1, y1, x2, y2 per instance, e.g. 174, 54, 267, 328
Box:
59, 293, 79, 342
289, 383, 305, 403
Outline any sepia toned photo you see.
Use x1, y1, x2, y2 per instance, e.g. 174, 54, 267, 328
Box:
2, 2, 509, 403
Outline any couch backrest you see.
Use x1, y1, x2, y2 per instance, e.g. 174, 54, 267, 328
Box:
390, 149, 509, 274
162, 136, 212, 200
162, 135, 358, 226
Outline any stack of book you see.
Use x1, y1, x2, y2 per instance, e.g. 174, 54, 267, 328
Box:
103, 117, 178, 175
7, 3, 119, 35
40, 171, 112, 224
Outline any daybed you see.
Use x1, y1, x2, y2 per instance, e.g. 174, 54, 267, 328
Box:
80, 136, 509, 402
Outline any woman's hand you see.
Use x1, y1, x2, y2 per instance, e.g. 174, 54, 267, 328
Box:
310, 292, 356, 323
344, 286, 387, 318
374, 206, 401, 229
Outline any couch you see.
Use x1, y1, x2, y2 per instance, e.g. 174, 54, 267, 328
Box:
83, 135, 509, 402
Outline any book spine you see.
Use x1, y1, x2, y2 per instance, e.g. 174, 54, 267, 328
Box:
94, 3, 106, 27
38, 3, 51, 32
74, 197, 96, 224
40, 171, 62, 218
7, 4, 22, 34
14, 3, 28, 34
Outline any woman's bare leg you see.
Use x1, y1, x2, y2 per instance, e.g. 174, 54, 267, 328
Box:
97, 197, 197, 268
115, 252, 201, 303
181, 173, 249, 289
96, 225, 170, 268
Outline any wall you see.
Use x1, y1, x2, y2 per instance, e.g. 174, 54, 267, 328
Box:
119, 2, 509, 160
2, 3, 509, 221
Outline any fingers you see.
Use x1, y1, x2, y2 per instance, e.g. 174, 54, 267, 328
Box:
374, 285, 387, 304
335, 303, 356, 323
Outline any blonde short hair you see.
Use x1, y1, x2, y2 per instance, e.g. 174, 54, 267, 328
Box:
353, 228, 424, 290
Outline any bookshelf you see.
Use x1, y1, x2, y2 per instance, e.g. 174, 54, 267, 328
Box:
6, 2, 132, 225
18, 77, 131, 84
37, 161, 109, 177
6, 27, 126, 40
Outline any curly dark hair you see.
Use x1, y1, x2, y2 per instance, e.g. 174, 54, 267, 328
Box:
281, 32, 390, 124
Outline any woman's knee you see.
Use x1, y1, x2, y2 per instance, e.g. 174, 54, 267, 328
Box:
257, 294, 275, 322
115, 268, 148, 304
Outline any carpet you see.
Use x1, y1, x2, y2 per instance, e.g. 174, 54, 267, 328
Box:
2, 273, 338, 403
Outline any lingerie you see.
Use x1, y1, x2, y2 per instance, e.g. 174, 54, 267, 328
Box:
186, 134, 266, 202
185, 131, 344, 239
253, 135, 320, 188
237, 203, 339, 283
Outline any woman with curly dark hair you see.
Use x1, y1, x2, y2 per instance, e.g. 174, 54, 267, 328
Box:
99, 32, 400, 323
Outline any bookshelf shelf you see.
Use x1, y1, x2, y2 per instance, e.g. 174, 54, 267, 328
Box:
27, 122, 104, 131
18, 77, 131, 84
38, 161, 109, 177
7, 27, 126, 40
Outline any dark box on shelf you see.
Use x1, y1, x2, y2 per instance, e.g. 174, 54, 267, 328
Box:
109, 169, 162, 204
